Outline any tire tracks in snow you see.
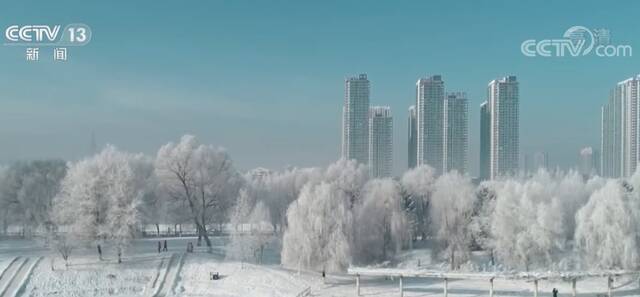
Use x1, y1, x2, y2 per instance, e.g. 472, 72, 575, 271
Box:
152, 253, 185, 297
0, 256, 42, 297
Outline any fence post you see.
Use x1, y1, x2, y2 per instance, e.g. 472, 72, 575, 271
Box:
489, 278, 494, 297
356, 274, 360, 296
608, 276, 613, 297
534, 279, 538, 297
572, 278, 576, 297
399, 275, 403, 297
444, 278, 448, 297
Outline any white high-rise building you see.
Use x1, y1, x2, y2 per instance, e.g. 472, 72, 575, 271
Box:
443, 92, 468, 173
601, 89, 622, 177
369, 106, 393, 177
342, 73, 370, 164
479, 101, 491, 180
620, 77, 639, 177
487, 76, 519, 179
601, 75, 640, 178
416, 75, 445, 174
407, 105, 417, 169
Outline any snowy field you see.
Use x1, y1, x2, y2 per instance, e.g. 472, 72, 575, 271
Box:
0, 237, 639, 297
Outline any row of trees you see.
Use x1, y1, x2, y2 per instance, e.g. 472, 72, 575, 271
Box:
2, 134, 640, 272
280, 162, 475, 272
280, 163, 640, 272
0, 135, 246, 263
478, 171, 640, 271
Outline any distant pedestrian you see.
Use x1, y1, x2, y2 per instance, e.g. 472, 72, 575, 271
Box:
322, 270, 326, 284
97, 244, 102, 260
158, 241, 161, 253
552, 288, 558, 297
163, 240, 168, 252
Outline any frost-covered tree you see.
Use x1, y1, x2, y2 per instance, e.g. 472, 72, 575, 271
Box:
139, 181, 167, 237
247, 201, 272, 263
227, 189, 256, 264
244, 167, 321, 233
575, 179, 640, 270
400, 165, 436, 242
0, 160, 67, 237
155, 135, 242, 249
552, 170, 604, 240
491, 170, 575, 270
282, 182, 354, 272
430, 172, 475, 269
53, 146, 153, 262
469, 182, 497, 264
229, 189, 255, 230
323, 159, 369, 206
353, 179, 408, 264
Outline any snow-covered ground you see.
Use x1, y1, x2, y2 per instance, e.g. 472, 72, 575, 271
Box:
176, 254, 308, 297
0, 237, 639, 297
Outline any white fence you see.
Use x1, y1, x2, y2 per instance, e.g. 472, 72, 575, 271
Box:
348, 267, 639, 297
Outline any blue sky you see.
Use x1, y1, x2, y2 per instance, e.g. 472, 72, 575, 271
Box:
1, 0, 639, 176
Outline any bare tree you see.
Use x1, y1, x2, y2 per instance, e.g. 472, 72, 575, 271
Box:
155, 135, 241, 249
51, 232, 74, 269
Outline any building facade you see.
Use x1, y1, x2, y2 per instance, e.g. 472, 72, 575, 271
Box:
369, 106, 393, 177
408, 105, 417, 169
443, 92, 468, 173
342, 73, 370, 164
601, 76, 640, 178
416, 75, 445, 174
479, 101, 491, 180
487, 76, 519, 179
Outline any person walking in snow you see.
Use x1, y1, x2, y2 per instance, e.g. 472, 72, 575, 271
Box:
97, 244, 102, 260
157, 241, 161, 253
552, 288, 558, 297
163, 239, 168, 252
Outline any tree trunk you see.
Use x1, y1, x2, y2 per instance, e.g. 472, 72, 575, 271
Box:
450, 249, 455, 270
195, 218, 203, 246
200, 224, 212, 249
200, 211, 213, 248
